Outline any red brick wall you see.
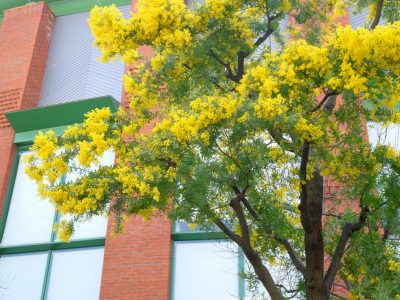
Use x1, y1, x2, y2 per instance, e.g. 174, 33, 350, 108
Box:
100, 1, 172, 299
100, 215, 172, 300
0, 2, 55, 214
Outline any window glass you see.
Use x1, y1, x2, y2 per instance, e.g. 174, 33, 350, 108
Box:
186, 0, 205, 7
1, 152, 55, 246
367, 122, 400, 150
59, 150, 114, 240
174, 221, 220, 233
65, 150, 115, 183
173, 240, 239, 300
0, 252, 48, 300
56, 214, 108, 241
46, 247, 105, 300
244, 259, 301, 300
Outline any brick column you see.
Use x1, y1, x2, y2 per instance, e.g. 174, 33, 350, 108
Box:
0, 2, 55, 214
100, 2, 172, 299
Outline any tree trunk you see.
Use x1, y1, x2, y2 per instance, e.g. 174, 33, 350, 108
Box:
300, 171, 326, 300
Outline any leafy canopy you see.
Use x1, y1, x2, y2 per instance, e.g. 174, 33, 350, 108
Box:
26, 0, 400, 298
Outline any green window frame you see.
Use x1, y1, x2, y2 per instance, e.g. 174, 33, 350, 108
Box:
0, 146, 107, 299
0, 96, 119, 299
170, 222, 246, 300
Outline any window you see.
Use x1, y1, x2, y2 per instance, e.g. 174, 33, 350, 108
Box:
173, 240, 241, 300
171, 222, 245, 300
172, 222, 299, 300
367, 122, 400, 150
0, 149, 112, 299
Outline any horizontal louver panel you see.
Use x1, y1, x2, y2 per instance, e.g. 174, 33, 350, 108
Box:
39, 6, 131, 107
349, 7, 386, 29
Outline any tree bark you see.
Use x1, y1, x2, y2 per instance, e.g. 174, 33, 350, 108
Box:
303, 171, 326, 300
298, 141, 326, 299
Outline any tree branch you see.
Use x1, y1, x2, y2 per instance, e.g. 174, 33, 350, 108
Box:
298, 141, 313, 233
309, 91, 338, 114
229, 194, 251, 245
214, 217, 243, 245
233, 186, 307, 277
370, 0, 385, 30
253, 13, 282, 48
235, 13, 280, 82
276, 284, 300, 294
209, 13, 281, 84
213, 196, 285, 300
254, 27, 274, 48
236, 51, 247, 82
208, 49, 238, 82
216, 142, 248, 175
323, 212, 342, 219
324, 204, 369, 293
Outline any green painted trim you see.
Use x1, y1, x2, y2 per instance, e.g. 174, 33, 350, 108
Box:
169, 229, 176, 300
238, 249, 245, 299
41, 251, 52, 300
171, 231, 227, 241
0, 0, 131, 19
50, 211, 61, 243
14, 125, 70, 146
0, 238, 105, 255
0, 149, 23, 242
6, 96, 119, 134
50, 0, 131, 17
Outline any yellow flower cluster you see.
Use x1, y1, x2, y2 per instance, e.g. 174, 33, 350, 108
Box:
114, 164, 164, 204
88, 1, 195, 63
255, 94, 288, 120
294, 117, 324, 141
88, 5, 136, 62
56, 220, 74, 242
202, 0, 256, 48
389, 259, 400, 272
154, 94, 242, 143
31, 130, 58, 160
329, 22, 400, 96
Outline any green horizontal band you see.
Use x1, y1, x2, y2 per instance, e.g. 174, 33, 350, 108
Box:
0, 238, 105, 255
172, 232, 227, 241
14, 125, 70, 146
0, 0, 131, 19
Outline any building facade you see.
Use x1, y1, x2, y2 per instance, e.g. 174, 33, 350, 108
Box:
0, 1, 396, 300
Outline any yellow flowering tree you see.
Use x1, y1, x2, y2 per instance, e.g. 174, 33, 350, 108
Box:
25, 0, 400, 299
